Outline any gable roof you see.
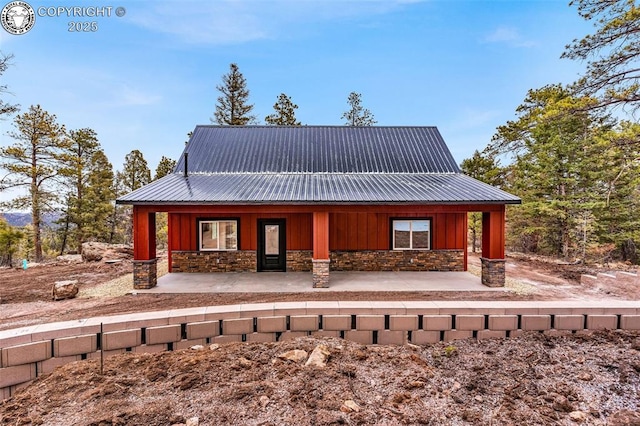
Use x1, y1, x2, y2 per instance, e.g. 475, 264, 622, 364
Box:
118, 126, 521, 205
176, 126, 460, 174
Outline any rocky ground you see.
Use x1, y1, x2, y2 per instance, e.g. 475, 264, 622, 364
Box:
1, 332, 639, 425
1, 252, 639, 425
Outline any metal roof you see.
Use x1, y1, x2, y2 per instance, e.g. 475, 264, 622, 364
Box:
175, 126, 461, 174
118, 126, 521, 205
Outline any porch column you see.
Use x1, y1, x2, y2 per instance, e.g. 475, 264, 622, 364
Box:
481, 206, 506, 287
133, 206, 157, 289
312, 211, 330, 288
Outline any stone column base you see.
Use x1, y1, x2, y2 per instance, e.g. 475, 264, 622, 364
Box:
480, 258, 505, 287
312, 259, 330, 288
133, 258, 158, 289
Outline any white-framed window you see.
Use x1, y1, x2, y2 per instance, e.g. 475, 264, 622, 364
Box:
392, 219, 431, 250
199, 220, 238, 251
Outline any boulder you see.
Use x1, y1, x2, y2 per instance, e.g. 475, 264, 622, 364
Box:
52, 280, 79, 300
56, 254, 83, 264
81, 242, 133, 262
277, 349, 308, 363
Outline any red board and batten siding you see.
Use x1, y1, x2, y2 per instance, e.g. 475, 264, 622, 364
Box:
167, 211, 466, 253
133, 204, 504, 271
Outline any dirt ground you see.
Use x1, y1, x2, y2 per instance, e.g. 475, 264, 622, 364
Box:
1, 253, 639, 425
0, 253, 638, 332
1, 332, 639, 425
1, 252, 639, 331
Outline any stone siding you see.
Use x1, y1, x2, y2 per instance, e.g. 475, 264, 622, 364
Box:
133, 259, 157, 289
286, 250, 313, 272
330, 250, 464, 272
171, 251, 257, 272
172, 250, 464, 273
481, 258, 506, 287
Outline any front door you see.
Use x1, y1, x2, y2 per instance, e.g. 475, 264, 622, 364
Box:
258, 219, 286, 271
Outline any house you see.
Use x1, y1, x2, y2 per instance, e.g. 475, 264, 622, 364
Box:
117, 126, 521, 289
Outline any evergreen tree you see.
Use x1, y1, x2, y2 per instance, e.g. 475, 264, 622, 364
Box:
83, 150, 115, 243
341, 92, 377, 126
0, 53, 19, 118
118, 150, 151, 244
0, 105, 68, 262
57, 128, 100, 253
563, 0, 640, 110
265, 93, 301, 125
212, 63, 256, 125
461, 150, 504, 252
0, 217, 24, 267
121, 149, 151, 192
154, 156, 176, 180
487, 84, 639, 261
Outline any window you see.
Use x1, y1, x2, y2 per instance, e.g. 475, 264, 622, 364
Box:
199, 220, 238, 251
392, 219, 431, 250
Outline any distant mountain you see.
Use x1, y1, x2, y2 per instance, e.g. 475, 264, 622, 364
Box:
0, 212, 62, 227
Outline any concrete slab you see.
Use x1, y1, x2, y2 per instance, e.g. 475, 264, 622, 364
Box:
138, 271, 503, 294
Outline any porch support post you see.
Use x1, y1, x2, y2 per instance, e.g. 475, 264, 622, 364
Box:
312, 211, 330, 288
481, 206, 506, 287
133, 206, 157, 289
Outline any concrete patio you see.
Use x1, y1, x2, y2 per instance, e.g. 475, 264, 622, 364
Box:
135, 271, 506, 293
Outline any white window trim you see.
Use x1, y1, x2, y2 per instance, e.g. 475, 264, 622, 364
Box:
392, 219, 431, 250
199, 220, 238, 251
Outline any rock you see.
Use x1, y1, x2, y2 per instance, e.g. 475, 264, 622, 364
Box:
238, 357, 253, 368
305, 344, 331, 368
608, 409, 640, 425
577, 372, 593, 381
277, 349, 308, 363
52, 280, 79, 300
186, 418, 199, 426
569, 411, 588, 422
209, 344, 220, 351
552, 395, 574, 413
56, 254, 83, 264
190, 345, 204, 351
259, 395, 270, 408
340, 400, 361, 413
474, 395, 484, 402
81, 242, 133, 262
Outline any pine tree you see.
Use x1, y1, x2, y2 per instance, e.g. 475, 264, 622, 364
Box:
118, 150, 151, 244
0, 217, 24, 267
83, 150, 115, 243
341, 92, 377, 126
265, 93, 301, 125
562, 0, 640, 110
0, 53, 19, 118
57, 128, 100, 253
461, 150, 504, 252
0, 105, 68, 262
121, 149, 151, 192
212, 63, 256, 125
154, 156, 176, 180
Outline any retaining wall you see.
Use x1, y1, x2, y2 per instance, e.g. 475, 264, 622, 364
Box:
1, 301, 639, 400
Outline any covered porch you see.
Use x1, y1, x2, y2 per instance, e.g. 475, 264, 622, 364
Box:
131, 204, 508, 290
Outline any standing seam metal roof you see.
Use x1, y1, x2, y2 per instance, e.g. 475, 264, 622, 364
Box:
117, 126, 521, 205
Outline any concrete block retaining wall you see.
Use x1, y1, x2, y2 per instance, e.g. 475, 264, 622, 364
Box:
1, 301, 639, 400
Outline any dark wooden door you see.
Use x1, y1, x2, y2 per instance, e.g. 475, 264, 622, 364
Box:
257, 219, 286, 271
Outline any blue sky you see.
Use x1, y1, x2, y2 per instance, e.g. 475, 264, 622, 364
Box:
0, 0, 592, 180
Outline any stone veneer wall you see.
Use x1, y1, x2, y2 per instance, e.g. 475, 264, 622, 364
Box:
286, 250, 313, 272
330, 250, 464, 272
172, 250, 464, 273
171, 251, 257, 272
133, 259, 157, 289
481, 258, 506, 287
2, 301, 639, 400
